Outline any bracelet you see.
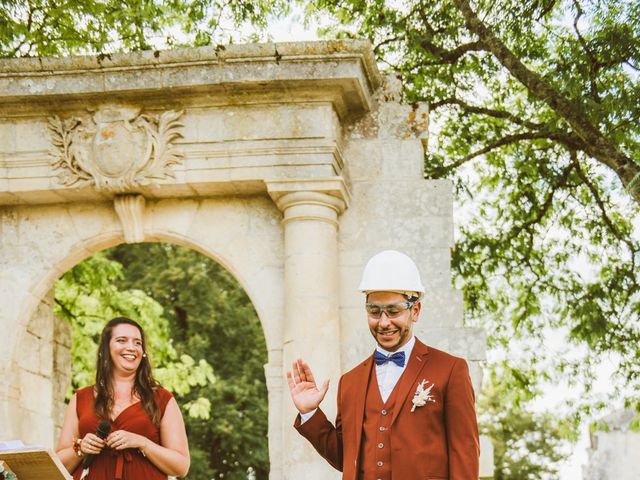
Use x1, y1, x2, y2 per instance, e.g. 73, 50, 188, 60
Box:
72, 438, 83, 457
138, 438, 150, 457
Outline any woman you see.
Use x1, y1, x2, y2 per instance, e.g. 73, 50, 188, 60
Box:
56, 317, 190, 479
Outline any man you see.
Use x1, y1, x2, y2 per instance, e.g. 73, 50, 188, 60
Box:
286, 250, 480, 479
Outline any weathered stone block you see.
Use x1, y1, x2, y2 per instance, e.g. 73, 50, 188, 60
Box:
17, 332, 41, 375
0, 120, 15, 153
421, 327, 486, 361
19, 369, 53, 415
15, 119, 50, 152
53, 315, 72, 350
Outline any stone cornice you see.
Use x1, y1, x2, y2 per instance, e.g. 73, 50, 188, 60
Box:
0, 40, 381, 119
0, 42, 370, 207
0, 138, 348, 206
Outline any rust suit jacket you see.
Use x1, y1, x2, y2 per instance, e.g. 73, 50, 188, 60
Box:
295, 338, 479, 480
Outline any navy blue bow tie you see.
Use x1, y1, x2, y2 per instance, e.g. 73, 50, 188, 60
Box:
374, 350, 406, 367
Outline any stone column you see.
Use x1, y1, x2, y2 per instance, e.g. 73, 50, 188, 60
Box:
264, 351, 284, 480
268, 180, 348, 480
14, 289, 58, 446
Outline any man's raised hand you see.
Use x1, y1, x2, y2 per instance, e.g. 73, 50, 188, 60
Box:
286, 358, 330, 414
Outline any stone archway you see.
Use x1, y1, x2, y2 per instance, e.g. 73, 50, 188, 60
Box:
3, 198, 287, 474
0, 40, 486, 479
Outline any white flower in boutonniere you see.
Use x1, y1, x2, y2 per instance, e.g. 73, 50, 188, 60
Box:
411, 379, 435, 412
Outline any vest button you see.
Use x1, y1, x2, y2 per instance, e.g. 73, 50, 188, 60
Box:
381, 409, 387, 415
378, 442, 384, 448
377, 461, 383, 467
379, 426, 386, 431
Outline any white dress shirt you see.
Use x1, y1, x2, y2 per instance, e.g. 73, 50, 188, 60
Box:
300, 336, 416, 423
375, 335, 415, 402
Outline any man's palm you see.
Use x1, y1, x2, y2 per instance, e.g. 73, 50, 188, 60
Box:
286, 359, 330, 414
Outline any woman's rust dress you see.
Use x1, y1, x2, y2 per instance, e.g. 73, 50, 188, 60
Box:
72, 386, 173, 480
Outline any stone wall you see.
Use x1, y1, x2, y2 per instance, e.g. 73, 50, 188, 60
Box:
338, 90, 485, 386
584, 410, 640, 480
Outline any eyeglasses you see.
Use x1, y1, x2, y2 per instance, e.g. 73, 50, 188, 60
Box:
365, 301, 416, 319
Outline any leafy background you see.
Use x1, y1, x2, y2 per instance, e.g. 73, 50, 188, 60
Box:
54, 244, 269, 479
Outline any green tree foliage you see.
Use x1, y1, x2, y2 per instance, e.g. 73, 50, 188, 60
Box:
0, 0, 288, 57
54, 252, 215, 413
479, 363, 576, 480
107, 243, 269, 480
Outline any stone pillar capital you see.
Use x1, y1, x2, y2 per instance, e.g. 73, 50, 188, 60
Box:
266, 178, 350, 227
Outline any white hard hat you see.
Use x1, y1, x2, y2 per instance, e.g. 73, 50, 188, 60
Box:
358, 250, 425, 298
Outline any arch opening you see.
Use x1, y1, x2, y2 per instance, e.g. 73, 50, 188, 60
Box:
22, 241, 270, 480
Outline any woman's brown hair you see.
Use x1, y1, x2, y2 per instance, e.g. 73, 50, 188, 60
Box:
94, 317, 161, 425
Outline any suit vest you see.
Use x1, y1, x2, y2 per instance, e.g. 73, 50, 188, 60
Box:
358, 365, 402, 480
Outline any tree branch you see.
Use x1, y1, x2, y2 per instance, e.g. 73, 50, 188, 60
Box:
135, 17, 149, 50
441, 131, 585, 171
570, 151, 638, 264
505, 162, 576, 242
10, 3, 39, 57
571, 0, 600, 101
415, 3, 484, 63
431, 97, 546, 130
375, 3, 425, 55
54, 297, 77, 322
417, 37, 485, 64
417, 5, 446, 36
451, 0, 640, 202
373, 34, 403, 55
624, 60, 640, 72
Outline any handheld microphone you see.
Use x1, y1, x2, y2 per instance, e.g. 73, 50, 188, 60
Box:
82, 420, 111, 469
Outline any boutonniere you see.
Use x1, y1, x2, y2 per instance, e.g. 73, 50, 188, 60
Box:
411, 379, 435, 412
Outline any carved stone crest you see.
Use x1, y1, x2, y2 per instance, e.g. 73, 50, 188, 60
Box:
48, 105, 184, 191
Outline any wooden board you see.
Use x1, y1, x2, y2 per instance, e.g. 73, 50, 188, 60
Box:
0, 448, 72, 480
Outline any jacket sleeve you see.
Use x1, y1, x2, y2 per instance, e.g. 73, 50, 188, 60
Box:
293, 378, 344, 471
445, 358, 480, 479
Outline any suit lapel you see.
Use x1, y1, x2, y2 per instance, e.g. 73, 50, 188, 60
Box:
390, 338, 430, 426
353, 356, 373, 461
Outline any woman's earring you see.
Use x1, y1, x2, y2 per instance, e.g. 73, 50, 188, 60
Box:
142, 353, 147, 358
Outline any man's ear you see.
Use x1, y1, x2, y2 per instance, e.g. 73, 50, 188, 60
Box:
412, 301, 422, 321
